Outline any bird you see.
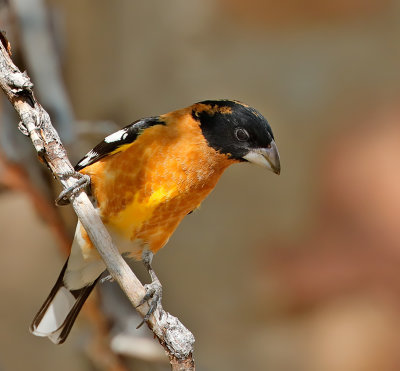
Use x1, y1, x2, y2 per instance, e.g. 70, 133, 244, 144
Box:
30, 99, 280, 344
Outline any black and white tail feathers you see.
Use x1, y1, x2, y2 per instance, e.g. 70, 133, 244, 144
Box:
30, 260, 99, 344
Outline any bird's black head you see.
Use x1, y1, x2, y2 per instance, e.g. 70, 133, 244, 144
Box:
192, 99, 280, 174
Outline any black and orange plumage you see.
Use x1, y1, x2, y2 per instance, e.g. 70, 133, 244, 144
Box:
30, 99, 280, 344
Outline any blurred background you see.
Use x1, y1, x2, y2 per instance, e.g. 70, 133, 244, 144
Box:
1, 0, 400, 370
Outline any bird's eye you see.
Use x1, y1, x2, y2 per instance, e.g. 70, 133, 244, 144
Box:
235, 128, 250, 141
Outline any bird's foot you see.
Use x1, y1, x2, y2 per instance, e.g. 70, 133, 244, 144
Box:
56, 172, 90, 206
100, 274, 114, 284
136, 278, 163, 328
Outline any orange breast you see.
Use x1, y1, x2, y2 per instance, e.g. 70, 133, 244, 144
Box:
80, 110, 236, 257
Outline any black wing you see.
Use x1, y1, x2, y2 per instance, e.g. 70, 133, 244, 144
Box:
75, 116, 165, 171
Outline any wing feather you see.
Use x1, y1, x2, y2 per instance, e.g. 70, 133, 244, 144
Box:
75, 116, 164, 171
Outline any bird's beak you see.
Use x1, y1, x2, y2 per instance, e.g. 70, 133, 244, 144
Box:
243, 140, 281, 174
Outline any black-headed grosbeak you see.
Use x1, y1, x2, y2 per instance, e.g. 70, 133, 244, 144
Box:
30, 99, 280, 344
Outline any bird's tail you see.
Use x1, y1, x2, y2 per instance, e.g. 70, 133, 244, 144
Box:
30, 259, 99, 344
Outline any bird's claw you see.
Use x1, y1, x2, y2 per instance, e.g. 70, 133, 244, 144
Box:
56, 172, 90, 206
136, 280, 163, 328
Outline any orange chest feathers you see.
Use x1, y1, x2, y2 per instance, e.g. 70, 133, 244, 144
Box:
80, 113, 236, 250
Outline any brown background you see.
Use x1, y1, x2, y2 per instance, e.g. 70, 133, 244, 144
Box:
1, 0, 400, 370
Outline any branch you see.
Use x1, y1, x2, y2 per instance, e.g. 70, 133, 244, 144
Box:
0, 32, 195, 370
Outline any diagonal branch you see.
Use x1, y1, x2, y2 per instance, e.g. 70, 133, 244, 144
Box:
0, 32, 195, 371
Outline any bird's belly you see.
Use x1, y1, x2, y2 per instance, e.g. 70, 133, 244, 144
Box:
102, 187, 192, 257
106, 225, 146, 260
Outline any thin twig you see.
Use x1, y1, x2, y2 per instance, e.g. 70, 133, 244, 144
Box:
0, 32, 195, 370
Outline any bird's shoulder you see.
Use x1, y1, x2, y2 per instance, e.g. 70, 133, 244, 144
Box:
75, 116, 165, 171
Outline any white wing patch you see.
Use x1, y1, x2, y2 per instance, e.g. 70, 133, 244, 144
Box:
75, 117, 163, 171
104, 129, 128, 143
77, 150, 98, 168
